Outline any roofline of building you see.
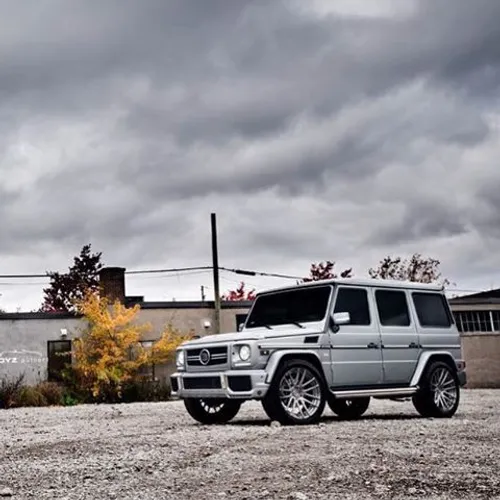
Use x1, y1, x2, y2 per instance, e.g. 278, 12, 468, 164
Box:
448, 297, 500, 305
0, 300, 254, 320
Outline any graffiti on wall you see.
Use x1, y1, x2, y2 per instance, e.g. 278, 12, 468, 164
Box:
0, 349, 48, 364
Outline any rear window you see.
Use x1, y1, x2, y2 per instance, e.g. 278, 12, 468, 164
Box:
375, 290, 411, 327
412, 292, 452, 328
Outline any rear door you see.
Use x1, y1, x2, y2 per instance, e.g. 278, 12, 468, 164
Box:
329, 286, 383, 388
373, 288, 420, 385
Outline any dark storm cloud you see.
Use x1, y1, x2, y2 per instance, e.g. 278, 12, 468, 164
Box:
1, 0, 500, 311
370, 201, 469, 246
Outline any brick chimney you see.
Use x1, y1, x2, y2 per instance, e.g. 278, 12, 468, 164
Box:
99, 267, 126, 304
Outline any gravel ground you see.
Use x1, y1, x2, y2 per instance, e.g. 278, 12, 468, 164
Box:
0, 389, 499, 500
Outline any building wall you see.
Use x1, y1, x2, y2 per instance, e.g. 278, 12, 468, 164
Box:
0, 315, 82, 384
0, 304, 251, 385
450, 302, 500, 387
461, 334, 500, 388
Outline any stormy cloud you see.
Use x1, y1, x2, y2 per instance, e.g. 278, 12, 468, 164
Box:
1, 0, 500, 310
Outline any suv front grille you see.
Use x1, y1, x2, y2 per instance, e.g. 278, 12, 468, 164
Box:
186, 346, 228, 367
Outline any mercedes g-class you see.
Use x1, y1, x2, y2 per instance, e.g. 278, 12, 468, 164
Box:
171, 278, 466, 425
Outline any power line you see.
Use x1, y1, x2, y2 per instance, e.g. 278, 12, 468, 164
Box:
220, 267, 302, 280
0, 265, 302, 280
0, 265, 496, 294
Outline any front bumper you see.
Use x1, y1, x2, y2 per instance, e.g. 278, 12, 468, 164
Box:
170, 369, 269, 399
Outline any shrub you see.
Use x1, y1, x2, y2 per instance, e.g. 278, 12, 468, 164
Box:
71, 291, 152, 402
13, 386, 48, 407
0, 374, 25, 409
121, 377, 171, 403
62, 392, 81, 406
35, 381, 64, 406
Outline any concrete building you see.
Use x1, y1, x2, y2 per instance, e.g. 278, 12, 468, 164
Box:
0, 267, 251, 384
449, 289, 500, 388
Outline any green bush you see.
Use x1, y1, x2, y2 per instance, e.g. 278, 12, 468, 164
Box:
0, 374, 25, 409
62, 392, 81, 406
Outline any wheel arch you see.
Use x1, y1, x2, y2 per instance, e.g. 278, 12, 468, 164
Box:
264, 350, 325, 385
410, 351, 457, 387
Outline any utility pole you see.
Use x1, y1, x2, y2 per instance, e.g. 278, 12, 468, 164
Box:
211, 213, 221, 334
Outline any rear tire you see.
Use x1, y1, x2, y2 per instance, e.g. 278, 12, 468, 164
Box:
264, 359, 326, 426
412, 361, 460, 418
184, 398, 241, 424
328, 397, 370, 419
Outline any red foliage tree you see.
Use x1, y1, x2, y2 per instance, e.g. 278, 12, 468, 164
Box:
301, 261, 353, 282
221, 282, 256, 301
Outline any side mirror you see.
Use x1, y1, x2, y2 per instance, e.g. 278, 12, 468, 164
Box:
330, 312, 350, 332
238, 323, 244, 332
332, 312, 350, 325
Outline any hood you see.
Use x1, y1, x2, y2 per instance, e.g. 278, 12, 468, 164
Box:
180, 324, 324, 347
182, 331, 263, 346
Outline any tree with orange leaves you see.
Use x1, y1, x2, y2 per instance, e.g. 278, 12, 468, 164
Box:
71, 291, 152, 401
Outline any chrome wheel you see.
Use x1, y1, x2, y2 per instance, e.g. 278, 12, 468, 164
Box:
200, 399, 225, 414
412, 361, 460, 418
184, 398, 241, 424
279, 366, 322, 421
430, 367, 458, 412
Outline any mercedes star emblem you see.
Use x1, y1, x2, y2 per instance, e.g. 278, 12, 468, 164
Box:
199, 349, 211, 365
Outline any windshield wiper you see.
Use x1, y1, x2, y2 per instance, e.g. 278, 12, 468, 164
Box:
286, 321, 305, 328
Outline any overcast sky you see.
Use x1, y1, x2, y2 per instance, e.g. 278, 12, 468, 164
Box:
1, 0, 500, 311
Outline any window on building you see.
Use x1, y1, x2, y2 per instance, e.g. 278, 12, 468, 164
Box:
137, 340, 156, 379
493, 311, 500, 332
334, 287, 371, 326
375, 290, 411, 327
412, 293, 452, 328
453, 310, 499, 333
47, 340, 72, 382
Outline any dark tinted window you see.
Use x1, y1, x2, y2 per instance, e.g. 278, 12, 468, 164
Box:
245, 285, 332, 328
412, 292, 452, 328
334, 287, 370, 325
375, 290, 411, 326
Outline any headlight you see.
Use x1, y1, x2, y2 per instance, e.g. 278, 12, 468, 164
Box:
238, 345, 251, 362
176, 350, 185, 368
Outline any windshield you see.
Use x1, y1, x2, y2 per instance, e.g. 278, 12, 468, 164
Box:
245, 285, 332, 329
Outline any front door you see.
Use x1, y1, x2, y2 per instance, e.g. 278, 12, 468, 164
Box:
372, 288, 420, 385
329, 286, 383, 388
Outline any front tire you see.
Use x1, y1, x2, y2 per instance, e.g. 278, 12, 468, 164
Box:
412, 361, 460, 418
184, 398, 241, 424
264, 359, 326, 425
328, 397, 370, 419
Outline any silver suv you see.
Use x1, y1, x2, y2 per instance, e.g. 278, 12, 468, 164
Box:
171, 278, 466, 425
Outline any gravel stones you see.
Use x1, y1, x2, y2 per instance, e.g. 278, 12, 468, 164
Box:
0, 390, 499, 499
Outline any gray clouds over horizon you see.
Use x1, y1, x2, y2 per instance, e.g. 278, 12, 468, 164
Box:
1, 0, 500, 310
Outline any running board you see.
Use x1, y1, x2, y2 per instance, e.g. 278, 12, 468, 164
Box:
330, 387, 419, 399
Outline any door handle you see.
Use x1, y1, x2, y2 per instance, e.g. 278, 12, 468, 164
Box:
409, 342, 420, 349
367, 342, 379, 349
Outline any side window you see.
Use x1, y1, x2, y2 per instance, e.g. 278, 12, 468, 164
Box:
375, 290, 411, 326
412, 292, 452, 328
334, 287, 370, 325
